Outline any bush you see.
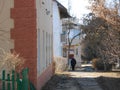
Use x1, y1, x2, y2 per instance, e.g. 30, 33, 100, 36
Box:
0, 49, 25, 75
53, 57, 67, 72
92, 58, 112, 71
92, 58, 99, 69
95, 60, 104, 70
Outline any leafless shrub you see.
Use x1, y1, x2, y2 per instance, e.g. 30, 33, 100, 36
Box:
0, 49, 25, 76
53, 57, 67, 72
81, 0, 120, 66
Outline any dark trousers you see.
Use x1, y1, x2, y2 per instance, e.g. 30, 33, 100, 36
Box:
71, 65, 75, 71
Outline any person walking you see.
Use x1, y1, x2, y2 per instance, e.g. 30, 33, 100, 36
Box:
71, 57, 76, 71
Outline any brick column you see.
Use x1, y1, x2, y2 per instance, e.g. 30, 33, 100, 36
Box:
11, 0, 37, 87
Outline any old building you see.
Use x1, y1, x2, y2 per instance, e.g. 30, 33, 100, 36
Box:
0, 0, 53, 89
53, 0, 70, 57
62, 18, 82, 67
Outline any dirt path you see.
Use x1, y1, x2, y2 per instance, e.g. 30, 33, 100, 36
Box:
42, 65, 120, 90
42, 74, 81, 90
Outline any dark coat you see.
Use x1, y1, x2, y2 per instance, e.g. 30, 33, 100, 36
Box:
71, 58, 76, 66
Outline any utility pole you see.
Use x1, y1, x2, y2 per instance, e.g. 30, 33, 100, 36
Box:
68, 0, 71, 14
67, 0, 71, 66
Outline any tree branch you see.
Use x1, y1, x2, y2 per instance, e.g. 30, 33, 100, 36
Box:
70, 32, 81, 44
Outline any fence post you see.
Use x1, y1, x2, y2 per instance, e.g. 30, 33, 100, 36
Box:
2, 70, 5, 90
21, 68, 29, 90
16, 73, 21, 90
7, 74, 10, 90
12, 70, 15, 90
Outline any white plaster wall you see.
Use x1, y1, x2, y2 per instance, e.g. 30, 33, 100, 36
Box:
0, 0, 14, 52
36, 0, 53, 75
53, 1, 62, 57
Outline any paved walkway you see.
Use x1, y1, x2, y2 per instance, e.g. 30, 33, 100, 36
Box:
55, 65, 103, 90
55, 78, 79, 90
60, 71, 103, 90
76, 78, 102, 90
42, 64, 103, 90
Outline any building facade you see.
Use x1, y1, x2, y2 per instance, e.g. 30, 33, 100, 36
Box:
62, 18, 82, 67
53, 0, 70, 57
0, 0, 53, 89
53, 0, 62, 56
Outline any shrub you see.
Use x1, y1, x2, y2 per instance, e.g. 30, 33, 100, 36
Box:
53, 57, 67, 72
0, 49, 25, 75
92, 58, 112, 71
92, 58, 99, 69
95, 60, 104, 70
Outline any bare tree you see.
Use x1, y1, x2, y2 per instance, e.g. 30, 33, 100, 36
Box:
62, 17, 82, 65
81, 0, 120, 70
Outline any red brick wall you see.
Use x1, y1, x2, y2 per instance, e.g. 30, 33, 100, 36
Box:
11, 0, 37, 87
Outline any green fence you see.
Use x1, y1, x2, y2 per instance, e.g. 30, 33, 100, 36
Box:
0, 68, 35, 90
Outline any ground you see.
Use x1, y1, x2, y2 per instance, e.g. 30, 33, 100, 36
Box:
42, 64, 120, 90
97, 76, 120, 90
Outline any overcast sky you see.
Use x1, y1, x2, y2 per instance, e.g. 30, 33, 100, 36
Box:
57, 0, 90, 19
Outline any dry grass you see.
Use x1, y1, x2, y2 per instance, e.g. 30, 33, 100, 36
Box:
53, 57, 68, 73
0, 49, 25, 75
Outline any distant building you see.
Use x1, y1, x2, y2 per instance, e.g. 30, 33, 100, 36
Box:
53, 0, 70, 57
62, 18, 82, 67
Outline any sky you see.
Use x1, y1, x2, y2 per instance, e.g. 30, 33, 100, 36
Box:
57, 0, 91, 37
57, 0, 90, 19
